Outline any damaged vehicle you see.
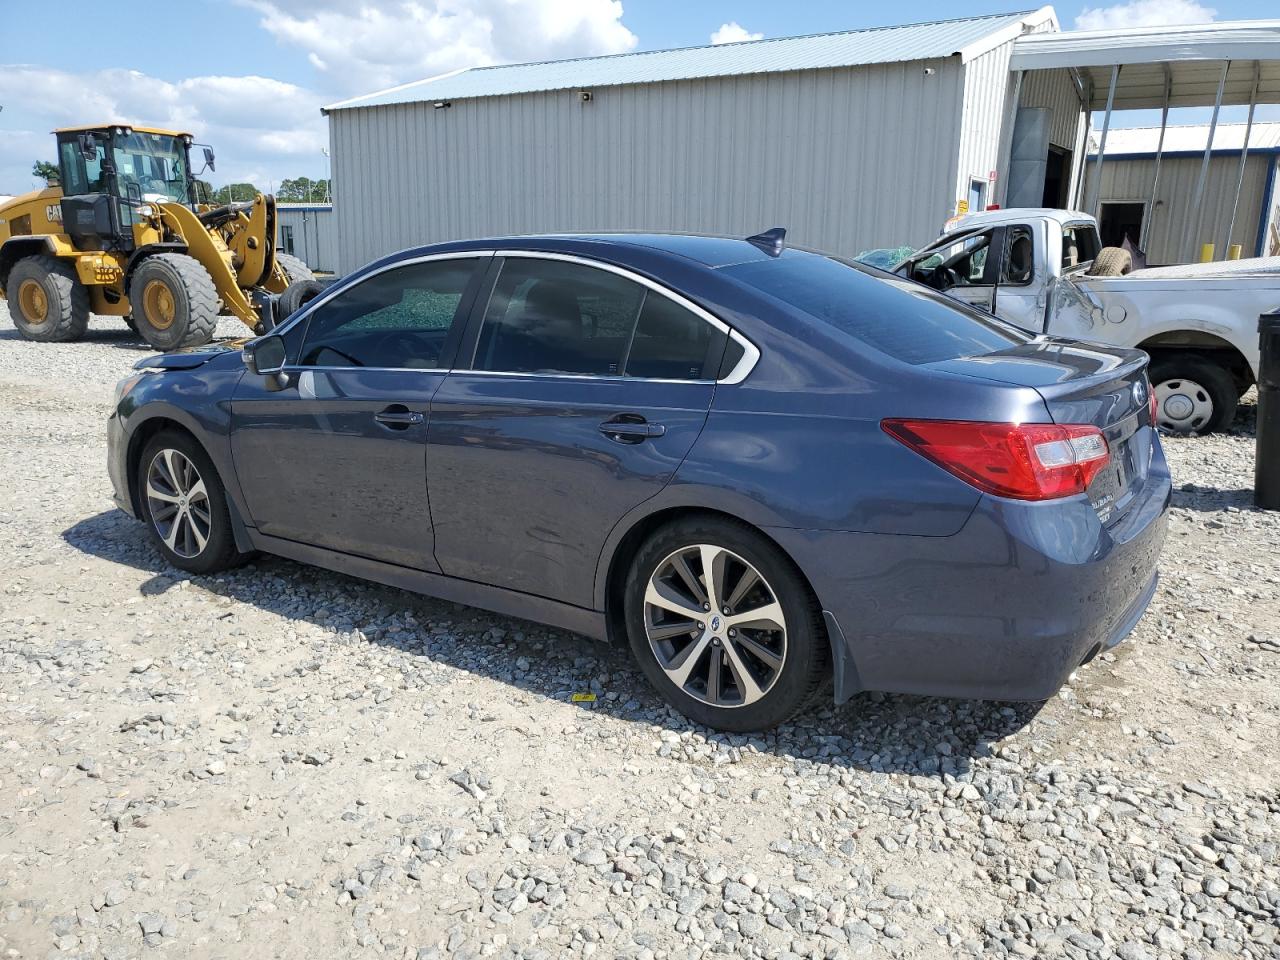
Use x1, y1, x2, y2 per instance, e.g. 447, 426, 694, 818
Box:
897, 208, 1280, 433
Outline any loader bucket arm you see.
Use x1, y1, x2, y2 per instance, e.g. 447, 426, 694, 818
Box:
157, 202, 259, 330
232, 193, 276, 289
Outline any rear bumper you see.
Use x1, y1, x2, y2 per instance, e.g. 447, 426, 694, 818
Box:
770, 433, 1171, 702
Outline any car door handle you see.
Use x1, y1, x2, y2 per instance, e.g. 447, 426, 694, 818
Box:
599, 416, 665, 443
374, 407, 424, 429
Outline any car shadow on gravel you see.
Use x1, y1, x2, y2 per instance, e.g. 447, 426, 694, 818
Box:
64, 508, 1042, 778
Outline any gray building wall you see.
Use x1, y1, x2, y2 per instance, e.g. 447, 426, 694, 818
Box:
328, 57, 972, 272
1092, 152, 1273, 264
277, 205, 338, 273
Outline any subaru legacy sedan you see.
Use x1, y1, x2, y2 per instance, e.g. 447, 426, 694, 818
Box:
107, 232, 1170, 731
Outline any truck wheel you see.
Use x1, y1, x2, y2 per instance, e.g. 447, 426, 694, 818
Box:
275, 252, 314, 285
1149, 357, 1239, 435
6, 255, 90, 342
130, 254, 220, 351
1087, 247, 1133, 277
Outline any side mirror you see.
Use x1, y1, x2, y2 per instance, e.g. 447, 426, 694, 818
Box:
243, 335, 287, 375
203, 146, 216, 173
77, 132, 97, 161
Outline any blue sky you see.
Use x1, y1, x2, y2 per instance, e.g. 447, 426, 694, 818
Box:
1, 0, 1276, 194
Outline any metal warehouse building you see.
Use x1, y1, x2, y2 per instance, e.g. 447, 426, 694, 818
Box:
276, 203, 338, 274
1089, 122, 1280, 265
322, 8, 1071, 272
321, 9, 1280, 273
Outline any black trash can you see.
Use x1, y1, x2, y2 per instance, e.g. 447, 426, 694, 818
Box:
1258, 311, 1280, 509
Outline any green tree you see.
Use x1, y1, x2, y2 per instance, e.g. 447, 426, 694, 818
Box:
277, 177, 330, 202
211, 182, 258, 203
32, 160, 59, 186
191, 178, 215, 204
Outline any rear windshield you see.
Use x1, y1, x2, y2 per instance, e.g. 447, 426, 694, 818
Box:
722, 254, 1031, 365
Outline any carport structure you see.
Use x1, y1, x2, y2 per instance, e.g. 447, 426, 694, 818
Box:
1004, 19, 1280, 261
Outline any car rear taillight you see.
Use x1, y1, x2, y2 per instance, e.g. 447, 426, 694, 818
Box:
881, 419, 1110, 501
1147, 377, 1158, 425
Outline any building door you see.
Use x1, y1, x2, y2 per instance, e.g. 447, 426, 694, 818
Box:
1098, 202, 1145, 249
1043, 146, 1071, 208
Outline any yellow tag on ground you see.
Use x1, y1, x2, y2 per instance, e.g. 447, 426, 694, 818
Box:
571, 693, 597, 703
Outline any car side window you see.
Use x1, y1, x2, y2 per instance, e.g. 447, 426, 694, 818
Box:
1003, 226, 1034, 285
298, 258, 479, 369
626, 292, 727, 380
474, 259, 644, 376
473, 258, 729, 379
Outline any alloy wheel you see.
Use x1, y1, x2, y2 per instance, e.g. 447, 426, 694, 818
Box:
1154, 377, 1213, 433
643, 544, 787, 708
146, 448, 211, 558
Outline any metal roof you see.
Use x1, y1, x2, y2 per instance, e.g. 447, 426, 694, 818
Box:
325, 8, 1055, 112
1010, 20, 1280, 110
1088, 122, 1280, 155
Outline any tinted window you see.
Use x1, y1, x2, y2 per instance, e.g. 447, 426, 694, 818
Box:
724, 254, 1030, 365
299, 258, 477, 369
626, 294, 726, 380
474, 259, 645, 375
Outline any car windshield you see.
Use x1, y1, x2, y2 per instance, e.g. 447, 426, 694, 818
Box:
722, 253, 1032, 365
112, 132, 190, 203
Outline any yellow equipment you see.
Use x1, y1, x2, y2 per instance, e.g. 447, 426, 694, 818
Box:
0, 123, 313, 350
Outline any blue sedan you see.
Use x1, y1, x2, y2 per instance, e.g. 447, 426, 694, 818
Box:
107, 232, 1170, 731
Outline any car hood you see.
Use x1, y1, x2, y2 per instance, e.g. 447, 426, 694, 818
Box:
134, 339, 248, 371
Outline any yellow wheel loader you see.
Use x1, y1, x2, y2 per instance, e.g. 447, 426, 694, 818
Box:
0, 123, 313, 350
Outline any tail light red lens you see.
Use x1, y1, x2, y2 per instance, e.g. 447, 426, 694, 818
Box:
1147, 377, 1158, 425
881, 419, 1110, 501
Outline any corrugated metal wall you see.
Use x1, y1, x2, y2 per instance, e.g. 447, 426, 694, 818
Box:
278, 207, 338, 273
957, 39, 1017, 216
1093, 153, 1271, 263
328, 58, 966, 271
1019, 68, 1081, 151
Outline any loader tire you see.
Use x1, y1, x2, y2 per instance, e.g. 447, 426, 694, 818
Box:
275, 252, 314, 285
1086, 246, 1133, 277
277, 279, 328, 321
130, 254, 220, 351
6, 255, 90, 342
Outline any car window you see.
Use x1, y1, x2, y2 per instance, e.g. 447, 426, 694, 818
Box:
724, 253, 1031, 365
298, 258, 478, 369
626, 293, 727, 380
1004, 226, 1034, 284
910, 232, 992, 288
474, 258, 644, 375
1062, 225, 1101, 268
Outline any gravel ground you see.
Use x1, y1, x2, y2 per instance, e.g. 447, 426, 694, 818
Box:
1, 315, 1277, 960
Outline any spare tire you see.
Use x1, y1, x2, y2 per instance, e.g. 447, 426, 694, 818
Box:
277, 279, 328, 322
1086, 246, 1133, 277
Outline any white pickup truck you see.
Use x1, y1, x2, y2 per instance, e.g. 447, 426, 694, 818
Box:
896, 208, 1280, 433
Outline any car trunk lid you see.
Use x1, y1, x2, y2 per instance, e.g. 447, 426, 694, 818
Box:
925, 337, 1152, 524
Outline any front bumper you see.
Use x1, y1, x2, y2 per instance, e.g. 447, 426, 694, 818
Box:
771, 432, 1172, 702
107, 411, 135, 518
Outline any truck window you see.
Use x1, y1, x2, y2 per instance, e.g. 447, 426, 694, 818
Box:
910, 232, 994, 291
1004, 227, 1034, 285
1062, 225, 1101, 269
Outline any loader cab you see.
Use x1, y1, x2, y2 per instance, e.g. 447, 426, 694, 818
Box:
54, 125, 196, 253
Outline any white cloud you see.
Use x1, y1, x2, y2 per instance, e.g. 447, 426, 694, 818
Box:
1075, 0, 1216, 30
710, 22, 763, 45
0, 66, 327, 194
242, 0, 638, 96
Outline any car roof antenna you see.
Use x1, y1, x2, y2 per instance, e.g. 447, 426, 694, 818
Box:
746, 227, 786, 257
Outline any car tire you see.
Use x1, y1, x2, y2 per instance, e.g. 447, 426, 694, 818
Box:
1149, 356, 1238, 435
137, 430, 252, 574
623, 516, 826, 732
6, 255, 90, 342
130, 253, 220, 351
